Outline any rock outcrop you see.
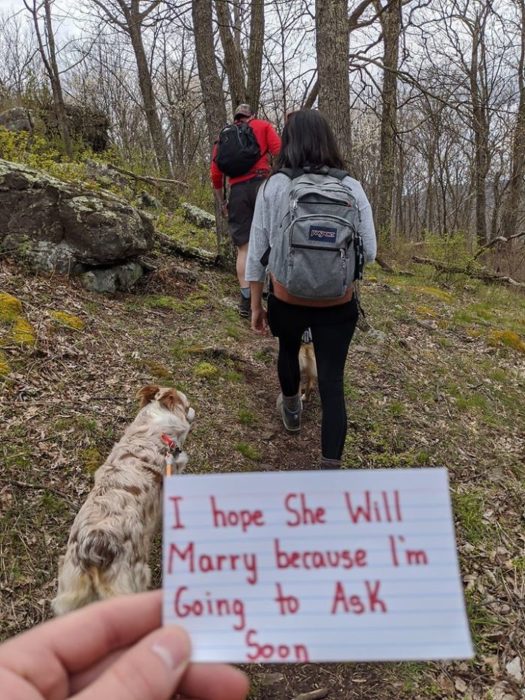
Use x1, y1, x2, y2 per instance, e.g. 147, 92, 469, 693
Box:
0, 108, 34, 133
0, 159, 154, 290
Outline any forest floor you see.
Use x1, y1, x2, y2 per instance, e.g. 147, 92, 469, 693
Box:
1, 234, 524, 699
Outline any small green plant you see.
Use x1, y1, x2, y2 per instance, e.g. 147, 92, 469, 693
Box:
194, 361, 219, 379
453, 491, 486, 545
235, 442, 262, 461
238, 408, 257, 427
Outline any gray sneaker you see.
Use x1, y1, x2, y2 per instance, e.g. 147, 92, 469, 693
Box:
238, 295, 251, 318
276, 393, 302, 432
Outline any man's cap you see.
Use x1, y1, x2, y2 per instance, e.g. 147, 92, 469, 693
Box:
234, 103, 253, 119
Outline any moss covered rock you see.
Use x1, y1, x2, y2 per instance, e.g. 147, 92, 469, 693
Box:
0, 292, 23, 323
50, 311, 85, 331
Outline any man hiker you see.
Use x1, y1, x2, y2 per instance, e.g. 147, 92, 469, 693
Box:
211, 104, 281, 317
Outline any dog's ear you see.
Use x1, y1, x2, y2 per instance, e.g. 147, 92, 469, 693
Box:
158, 388, 185, 413
137, 385, 160, 407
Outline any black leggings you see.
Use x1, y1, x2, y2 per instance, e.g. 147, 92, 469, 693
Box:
267, 295, 358, 460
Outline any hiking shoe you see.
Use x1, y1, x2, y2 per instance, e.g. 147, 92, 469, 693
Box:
319, 457, 342, 470
276, 393, 302, 432
238, 295, 251, 318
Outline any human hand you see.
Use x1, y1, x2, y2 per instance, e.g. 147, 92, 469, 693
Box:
0, 590, 249, 700
251, 306, 268, 335
221, 201, 228, 218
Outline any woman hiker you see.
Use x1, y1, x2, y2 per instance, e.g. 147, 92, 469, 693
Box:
245, 109, 377, 470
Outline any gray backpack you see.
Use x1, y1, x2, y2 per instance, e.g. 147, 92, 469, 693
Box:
267, 167, 363, 300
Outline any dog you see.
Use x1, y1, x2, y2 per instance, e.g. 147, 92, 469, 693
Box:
52, 385, 195, 615
299, 342, 317, 402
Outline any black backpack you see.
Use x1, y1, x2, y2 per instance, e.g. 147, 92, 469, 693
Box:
214, 122, 262, 177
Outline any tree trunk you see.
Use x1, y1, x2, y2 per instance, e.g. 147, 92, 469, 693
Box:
127, 11, 172, 176
375, 0, 401, 244
501, 0, 525, 239
315, 0, 351, 164
246, 0, 264, 113
215, 0, 247, 110
192, 0, 232, 264
26, 0, 73, 157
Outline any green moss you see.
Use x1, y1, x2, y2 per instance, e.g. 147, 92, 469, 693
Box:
223, 369, 243, 383
412, 285, 454, 302
488, 329, 525, 354
0, 350, 10, 376
50, 310, 85, 330
194, 361, 219, 379
235, 442, 262, 461
11, 317, 36, 346
0, 292, 23, 322
415, 304, 437, 318
143, 295, 183, 311
81, 447, 102, 474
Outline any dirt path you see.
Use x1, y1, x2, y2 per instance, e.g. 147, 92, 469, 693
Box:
1, 256, 523, 699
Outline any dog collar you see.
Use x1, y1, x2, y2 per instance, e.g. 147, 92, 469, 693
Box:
161, 433, 181, 456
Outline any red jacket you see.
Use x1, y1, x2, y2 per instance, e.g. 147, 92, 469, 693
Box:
210, 117, 281, 190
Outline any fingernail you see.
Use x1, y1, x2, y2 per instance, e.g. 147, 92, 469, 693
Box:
151, 628, 191, 671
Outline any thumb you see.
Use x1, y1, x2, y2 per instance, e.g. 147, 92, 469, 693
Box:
74, 626, 191, 700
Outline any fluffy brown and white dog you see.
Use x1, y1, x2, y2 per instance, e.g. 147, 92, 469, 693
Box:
299, 343, 317, 402
52, 385, 195, 615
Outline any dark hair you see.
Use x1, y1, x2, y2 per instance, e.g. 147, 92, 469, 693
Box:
273, 109, 346, 172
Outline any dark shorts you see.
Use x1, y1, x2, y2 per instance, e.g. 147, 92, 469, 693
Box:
228, 177, 265, 247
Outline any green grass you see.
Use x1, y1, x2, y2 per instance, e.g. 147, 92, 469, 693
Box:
453, 491, 486, 545
235, 441, 262, 461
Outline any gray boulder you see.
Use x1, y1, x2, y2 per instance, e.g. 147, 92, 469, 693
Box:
0, 107, 34, 133
180, 202, 215, 230
80, 261, 144, 293
0, 159, 154, 275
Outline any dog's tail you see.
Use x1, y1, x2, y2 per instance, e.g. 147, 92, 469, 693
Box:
77, 528, 123, 572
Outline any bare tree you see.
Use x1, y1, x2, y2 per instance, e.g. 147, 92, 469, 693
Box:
315, 0, 351, 163
214, 0, 265, 114
375, 0, 402, 241
86, 0, 173, 175
192, 0, 231, 259
23, 0, 73, 156
501, 0, 525, 239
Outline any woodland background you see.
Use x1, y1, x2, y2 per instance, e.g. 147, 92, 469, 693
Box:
0, 0, 525, 276
0, 2, 524, 700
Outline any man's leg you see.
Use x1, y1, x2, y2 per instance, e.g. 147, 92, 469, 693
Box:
228, 182, 254, 317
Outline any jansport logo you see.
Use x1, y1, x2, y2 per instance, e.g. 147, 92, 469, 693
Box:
309, 225, 337, 243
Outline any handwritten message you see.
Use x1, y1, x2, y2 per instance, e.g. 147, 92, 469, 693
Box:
162, 468, 473, 663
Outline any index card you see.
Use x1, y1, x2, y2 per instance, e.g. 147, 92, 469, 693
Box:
162, 468, 474, 663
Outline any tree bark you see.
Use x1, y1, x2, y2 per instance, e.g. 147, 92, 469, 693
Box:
246, 0, 264, 113
126, 4, 172, 176
501, 0, 525, 240
315, 0, 351, 164
469, 11, 490, 245
192, 0, 232, 263
375, 0, 402, 243
215, 0, 247, 110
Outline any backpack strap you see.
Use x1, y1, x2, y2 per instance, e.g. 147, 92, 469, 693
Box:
278, 166, 349, 181
277, 167, 304, 180
327, 168, 349, 181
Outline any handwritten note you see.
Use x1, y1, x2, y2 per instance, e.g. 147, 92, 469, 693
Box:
162, 468, 473, 663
